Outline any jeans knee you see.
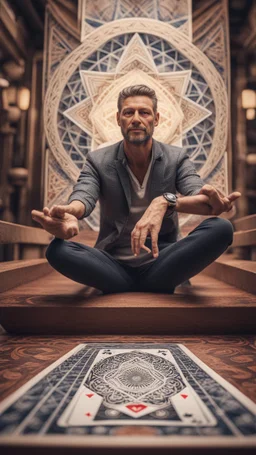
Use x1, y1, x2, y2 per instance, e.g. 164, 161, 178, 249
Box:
45, 238, 64, 265
211, 217, 234, 245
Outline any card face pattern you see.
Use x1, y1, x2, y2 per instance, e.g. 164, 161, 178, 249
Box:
58, 349, 216, 427
0, 343, 255, 443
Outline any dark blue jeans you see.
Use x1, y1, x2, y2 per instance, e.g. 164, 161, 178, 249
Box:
45, 217, 233, 294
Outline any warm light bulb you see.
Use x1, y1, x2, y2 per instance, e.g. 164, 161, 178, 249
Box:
242, 90, 256, 109
246, 108, 255, 120
17, 87, 30, 111
0, 77, 9, 88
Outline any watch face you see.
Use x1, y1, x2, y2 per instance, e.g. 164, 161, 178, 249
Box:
164, 193, 177, 204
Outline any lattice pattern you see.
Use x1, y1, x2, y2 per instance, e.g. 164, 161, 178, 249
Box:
193, 1, 229, 87
44, 13, 78, 92
81, 0, 191, 40
47, 151, 74, 205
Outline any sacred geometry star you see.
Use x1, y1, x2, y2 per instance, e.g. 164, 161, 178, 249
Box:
63, 34, 211, 150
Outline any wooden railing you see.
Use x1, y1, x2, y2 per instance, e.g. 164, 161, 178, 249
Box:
232, 214, 256, 260
0, 221, 53, 292
204, 214, 256, 294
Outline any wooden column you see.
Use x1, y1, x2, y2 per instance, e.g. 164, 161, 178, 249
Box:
235, 52, 249, 217
0, 126, 17, 222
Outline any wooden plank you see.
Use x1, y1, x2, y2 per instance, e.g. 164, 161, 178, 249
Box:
0, 0, 28, 57
233, 214, 256, 231
232, 229, 256, 247
0, 221, 97, 245
203, 255, 256, 295
1, 443, 254, 455
0, 259, 52, 292
0, 271, 255, 334
0, 221, 53, 245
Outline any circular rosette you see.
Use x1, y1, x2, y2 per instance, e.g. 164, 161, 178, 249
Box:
85, 350, 186, 406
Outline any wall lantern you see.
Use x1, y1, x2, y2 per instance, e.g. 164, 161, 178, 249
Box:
17, 86, 30, 111
242, 89, 256, 108
246, 108, 255, 120
242, 89, 256, 120
0, 77, 9, 88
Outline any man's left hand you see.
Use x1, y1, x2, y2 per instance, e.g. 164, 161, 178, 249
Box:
198, 184, 241, 215
131, 196, 168, 258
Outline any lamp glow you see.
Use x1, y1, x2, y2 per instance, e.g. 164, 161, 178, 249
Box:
246, 108, 255, 120
17, 87, 30, 111
242, 90, 256, 109
0, 77, 9, 88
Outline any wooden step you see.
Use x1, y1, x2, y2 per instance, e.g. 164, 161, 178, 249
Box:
0, 259, 52, 293
203, 254, 256, 295
233, 229, 256, 247
0, 270, 255, 335
233, 214, 256, 231
0, 220, 52, 244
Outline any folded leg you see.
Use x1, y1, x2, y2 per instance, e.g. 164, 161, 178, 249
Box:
137, 217, 234, 293
45, 238, 135, 294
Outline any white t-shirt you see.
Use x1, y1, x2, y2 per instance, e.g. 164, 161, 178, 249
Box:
109, 152, 157, 267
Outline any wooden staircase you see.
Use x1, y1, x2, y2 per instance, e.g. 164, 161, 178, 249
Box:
204, 214, 256, 294
0, 221, 53, 293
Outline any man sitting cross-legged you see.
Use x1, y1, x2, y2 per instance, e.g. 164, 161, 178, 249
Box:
32, 84, 240, 294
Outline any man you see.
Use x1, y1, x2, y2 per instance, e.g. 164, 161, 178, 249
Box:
32, 85, 240, 294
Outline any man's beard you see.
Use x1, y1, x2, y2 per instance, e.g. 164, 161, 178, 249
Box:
121, 127, 152, 144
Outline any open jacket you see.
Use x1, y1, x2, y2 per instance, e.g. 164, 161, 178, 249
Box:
68, 139, 205, 251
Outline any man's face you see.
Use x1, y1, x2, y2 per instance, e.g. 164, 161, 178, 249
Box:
117, 96, 159, 145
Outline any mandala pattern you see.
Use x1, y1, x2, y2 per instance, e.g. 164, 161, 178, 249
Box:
80, 0, 192, 41
86, 351, 185, 406
43, 1, 230, 231
63, 33, 212, 158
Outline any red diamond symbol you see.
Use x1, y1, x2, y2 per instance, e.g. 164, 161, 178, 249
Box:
85, 412, 91, 417
181, 394, 188, 399
86, 394, 94, 398
126, 404, 147, 413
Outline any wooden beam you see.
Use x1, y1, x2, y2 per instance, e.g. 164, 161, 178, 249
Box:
11, 0, 44, 33
0, 259, 51, 292
203, 255, 256, 295
233, 229, 256, 247
0, 0, 28, 57
0, 221, 52, 245
233, 214, 256, 231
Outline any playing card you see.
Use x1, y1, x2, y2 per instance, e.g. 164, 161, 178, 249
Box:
0, 342, 255, 450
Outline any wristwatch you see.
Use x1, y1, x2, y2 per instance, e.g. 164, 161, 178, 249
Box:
162, 192, 177, 215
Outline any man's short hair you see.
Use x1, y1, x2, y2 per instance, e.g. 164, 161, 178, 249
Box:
117, 85, 158, 113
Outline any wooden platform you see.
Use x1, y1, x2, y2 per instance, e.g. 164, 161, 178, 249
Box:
0, 267, 255, 334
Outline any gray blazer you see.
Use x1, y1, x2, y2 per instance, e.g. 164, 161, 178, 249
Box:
68, 139, 205, 251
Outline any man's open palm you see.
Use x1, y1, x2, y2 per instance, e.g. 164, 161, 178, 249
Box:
31, 207, 79, 239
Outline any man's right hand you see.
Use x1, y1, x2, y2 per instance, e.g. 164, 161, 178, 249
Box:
31, 205, 79, 239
